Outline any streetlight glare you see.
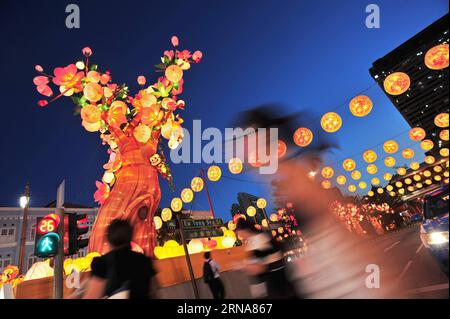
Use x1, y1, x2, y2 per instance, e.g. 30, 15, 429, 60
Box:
19, 195, 29, 208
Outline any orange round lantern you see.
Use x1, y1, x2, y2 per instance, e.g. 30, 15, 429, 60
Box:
321, 166, 335, 179
171, 197, 183, 212
321, 112, 342, 133
228, 157, 243, 174
408, 127, 426, 141
321, 180, 332, 189
420, 139, 434, 151
402, 148, 415, 159
371, 177, 380, 186
190, 177, 204, 192
410, 161, 420, 170
434, 113, 449, 128
363, 149, 377, 163
383, 173, 392, 181
440, 148, 449, 157
383, 72, 410, 95
384, 156, 396, 167
343, 158, 356, 171
207, 165, 222, 182
397, 167, 407, 175
293, 127, 313, 147
165, 64, 183, 83
351, 170, 362, 180
181, 188, 194, 203
366, 164, 378, 175
383, 140, 399, 154
348, 184, 357, 193
358, 181, 367, 189
424, 44, 449, 70
81, 105, 102, 123
349, 95, 373, 117
424, 156, 435, 165
336, 175, 347, 185
278, 140, 287, 158
440, 129, 449, 141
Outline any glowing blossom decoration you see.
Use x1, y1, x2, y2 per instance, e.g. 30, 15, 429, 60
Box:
321, 112, 342, 133
383, 72, 410, 95
383, 140, 399, 154
336, 175, 347, 185
420, 139, 434, 151
440, 129, 449, 141
293, 127, 314, 147
349, 95, 373, 117
424, 44, 449, 70
343, 158, 356, 171
366, 164, 378, 175
321, 166, 335, 179
434, 113, 449, 128
384, 156, 396, 168
402, 148, 415, 159
409, 127, 426, 141
228, 157, 243, 174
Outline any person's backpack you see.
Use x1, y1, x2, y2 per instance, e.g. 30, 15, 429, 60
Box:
203, 260, 215, 283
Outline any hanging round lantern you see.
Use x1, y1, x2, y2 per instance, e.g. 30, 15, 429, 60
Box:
424, 170, 432, 177
246, 206, 256, 217
321, 180, 332, 189
320, 112, 342, 133
398, 188, 405, 195
377, 188, 384, 194
261, 219, 269, 228
434, 113, 449, 128
389, 191, 396, 197
228, 157, 243, 174
363, 149, 377, 163
402, 148, 415, 159
336, 175, 347, 185
395, 181, 403, 188
397, 167, 407, 175
171, 197, 183, 212
383, 140, 399, 154
133, 123, 152, 144
434, 175, 442, 182
383, 173, 393, 181
349, 95, 373, 117
408, 127, 426, 141
404, 178, 412, 185
270, 213, 278, 222
161, 208, 172, 222
386, 185, 394, 192
444, 171, 449, 177
191, 176, 204, 192
343, 158, 356, 171
371, 177, 380, 185
413, 174, 421, 182
424, 44, 449, 70
434, 166, 443, 173
407, 186, 415, 192
384, 156, 396, 168
383, 72, 410, 95
368, 190, 374, 197
165, 64, 183, 83
351, 170, 362, 180
440, 129, 449, 141
440, 148, 449, 157
424, 156, 435, 165
425, 179, 432, 185
154, 216, 163, 230
358, 181, 367, 189
348, 184, 357, 193
293, 127, 313, 147
181, 188, 194, 203
420, 139, 434, 151
366, 164, 378, 175
416, 183, 423, 189
409, 162, 420, 170
256, 198, 267, 209
321, 166, 335, 179
207, 165, 222, 182
277, 140, 287, 158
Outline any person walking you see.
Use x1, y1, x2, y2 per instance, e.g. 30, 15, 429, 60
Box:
203, 251, 225, 299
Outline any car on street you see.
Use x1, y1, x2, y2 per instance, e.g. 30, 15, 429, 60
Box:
420, 185, 449, 276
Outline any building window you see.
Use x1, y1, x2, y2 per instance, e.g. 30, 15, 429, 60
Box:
1, 228, 7, 236
30, 226, 36, 241
0, 258, 12, 271
8, 228, 15, 236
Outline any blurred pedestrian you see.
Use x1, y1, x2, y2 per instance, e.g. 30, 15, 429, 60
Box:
203, 251, 225, 299
83, 219, 158, 299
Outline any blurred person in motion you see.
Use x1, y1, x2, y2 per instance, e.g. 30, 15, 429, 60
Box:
83, 219, 158, 299
235, 219, 299, 299
203, 251, 226, 299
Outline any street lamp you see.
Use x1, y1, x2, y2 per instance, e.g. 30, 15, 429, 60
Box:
308, 171, 317, 180
19, 195, 29, 209
18, 183, 30, 273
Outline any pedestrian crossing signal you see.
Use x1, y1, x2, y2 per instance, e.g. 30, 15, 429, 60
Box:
35, 214, 61, 257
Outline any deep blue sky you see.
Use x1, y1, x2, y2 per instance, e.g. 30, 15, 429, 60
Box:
0, 0, 448, 221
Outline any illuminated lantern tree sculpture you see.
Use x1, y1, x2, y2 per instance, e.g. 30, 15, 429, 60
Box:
33, 37, 202, 256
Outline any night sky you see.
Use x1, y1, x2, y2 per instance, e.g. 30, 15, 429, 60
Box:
0, 0, 448, 221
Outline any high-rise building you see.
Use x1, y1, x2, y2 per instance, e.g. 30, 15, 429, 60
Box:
369, 14, 449, 157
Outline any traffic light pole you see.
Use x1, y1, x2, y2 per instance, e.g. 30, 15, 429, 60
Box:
54, 181, 65, 299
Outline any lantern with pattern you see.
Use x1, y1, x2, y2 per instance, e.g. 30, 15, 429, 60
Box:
402, 148, 415, 159
383, 72, 410, 95
420, 139, 434, 151
343, 158, 356, 171
363, 149, 377, 163
321, 166, 335, 179
434, 113, 449, 128
383, 140, 399, 154
321, 112, 342, 133
409, 127, 426, 141
336, 175, 347, 185
384, 156, 396, 167
349, 95, 373, 117
293, 127, 314, 147
424, 44, 449, 70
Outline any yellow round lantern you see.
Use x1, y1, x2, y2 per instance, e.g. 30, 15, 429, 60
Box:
444, 171, 449, 178
434, 166, 443, 173
261, 219, 269, 228
377, 188, 384, 194
424, 156, 435, 165
358, 181, 367, 189
228, 157, 243, 174
363, 149, 377, 163
383, 173, 393, 181
425, 179, 432, 185
321, 180, 332, 189
389, 191, 396, 197
384, 156, 396, 167
397, 167, 407, 175
398, 188, 405, 195
270, 213, 278, 222
207, 165, 222, 182
336, 175, 347, 185
191, 176, 204, 192
425, 44, 449, 70
420, 139, 434, 151
413, 174, 421, 181
343, 158, 356, 171
366, 164, 378, 175
440, 148, 449, 157
349, 95, 373, 117
434, 175, 442, 182
181, 188, 194, 203
386, 185, 393, 191
368, 190, 374, 197
171, 197, 183, 212
383, 140, 399, 154
161, 208, 172, 222
153, 216, 163, 230
407, 186, 415, 192
408, 127, 426, 141
383, 72, 410, 95
351, 170, 362, 180
440, 129, 449, 141
410, 162, 420, 170
424, 170, 432, 177
165, 64, 183, 83
348, 184, 357, 193
321, 112, 342, 133
293, 127, 314, 147
371, 177, 380, 185
405, 178, 412, 185
402, 148, 415, 159
395, 181, 403, 188
416, 183, 423, 189
246, 206, 257, 217
321, 166, 335, 179
256, 198, 267, 209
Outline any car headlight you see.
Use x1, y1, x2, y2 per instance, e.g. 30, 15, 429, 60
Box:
424, 231, 449, 245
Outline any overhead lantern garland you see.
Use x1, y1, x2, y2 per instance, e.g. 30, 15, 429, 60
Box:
321, 112, 342, 133
434, 113, 449, 128
383, 72, 410, 95
424, 156, 435, 164
420, 139, 434, 151
190, 176, 204, 192
256, 198, 267, 209
383, 173, 393, 181
410, 161, 420, 170
181, 188, 194, 203
161, 208, 172, 222
397, 167, 407, 175
384, 156, 396, 167
409, 127, 426, 141
366, 164, 378, 175
228, 157, 243, 175
293, 127, 314, 147
383, 140, 399, 154
321, 166, 335, 179
348, 185, 357, 193
358, 181, 367, 189
440, 148, 449, 157
440, 129, 449, 141
351, 170, 362, 180
321, 180, 332, 189
349, 95, 373, 117
343, 158, 356, 171
170, 197, 183, 212
207, 165, 222, 182
371, 177, 380, 186
336, 175, 347, 185
363, 149, 377, 163
402, 148, 415, 159
424, 44, 449, 70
